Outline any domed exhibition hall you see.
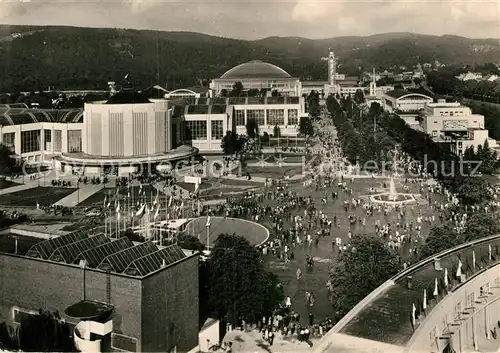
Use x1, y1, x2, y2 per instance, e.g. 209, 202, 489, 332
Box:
209, 60, 302, 97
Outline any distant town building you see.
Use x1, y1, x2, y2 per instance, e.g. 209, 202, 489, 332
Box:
455, 72, 483, 81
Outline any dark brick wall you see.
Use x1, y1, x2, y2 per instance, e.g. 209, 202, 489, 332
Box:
141, 253, 199, 353
0, 254, 142, 349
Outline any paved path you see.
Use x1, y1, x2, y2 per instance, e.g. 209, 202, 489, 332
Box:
53, 184, 103, 207
0, 183, 37, 195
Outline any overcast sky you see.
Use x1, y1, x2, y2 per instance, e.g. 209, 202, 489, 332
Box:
0, 0, 498, 40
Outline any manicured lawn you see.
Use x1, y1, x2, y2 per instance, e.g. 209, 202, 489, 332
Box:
246, 154, 317, 164
200, 187, 248, 198
243, 166, 305, 178
177, 181, 213, 193
78, 185, 160, 207
208, 178, 263, 187
185, 216, 269, 247
0, 187, 76, 207
0, 180, 19, 190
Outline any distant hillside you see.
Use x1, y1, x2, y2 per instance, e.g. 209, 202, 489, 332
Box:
0, 25, 499, 92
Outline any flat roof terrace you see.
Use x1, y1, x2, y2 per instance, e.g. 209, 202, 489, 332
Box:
334, 234, 500, 347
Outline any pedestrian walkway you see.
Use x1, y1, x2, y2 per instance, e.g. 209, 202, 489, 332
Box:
152, 182, 191, 200
53, 184, 103, 207
223, 328, 315, 352
0, 183, 37, 195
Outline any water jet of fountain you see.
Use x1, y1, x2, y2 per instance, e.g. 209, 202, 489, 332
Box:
388, 177, 397, 201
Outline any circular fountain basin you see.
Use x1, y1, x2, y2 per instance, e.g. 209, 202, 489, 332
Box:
370, 193, 417, 205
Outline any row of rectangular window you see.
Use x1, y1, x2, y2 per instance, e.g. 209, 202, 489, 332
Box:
432, 280, 498, 343
3, 130, 80, 154
235, 109, 299, 126
185, 121, 224, 140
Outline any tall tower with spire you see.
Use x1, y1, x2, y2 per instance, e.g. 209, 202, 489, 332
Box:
328, 51, 337, 86
321, 50, 338, 94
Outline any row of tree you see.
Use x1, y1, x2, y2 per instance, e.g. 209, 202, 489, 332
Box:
377, 113, 491, 205
326, 95, 396, 169
419, 213, 500, 260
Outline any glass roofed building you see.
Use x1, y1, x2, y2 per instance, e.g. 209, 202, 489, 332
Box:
0, 103, 85, 165
210, 60, 302, 97
0, 230, 200, 352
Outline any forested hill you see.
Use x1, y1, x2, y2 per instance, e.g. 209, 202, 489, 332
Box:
0, 25, 499, 92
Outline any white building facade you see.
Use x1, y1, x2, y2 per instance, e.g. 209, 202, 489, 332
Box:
383, 91, 433, 112
0, 106, 84, 164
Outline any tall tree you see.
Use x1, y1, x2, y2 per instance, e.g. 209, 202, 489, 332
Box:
328, 235, 399, 319
0, 144, 17, 175
230, 81, 244, 97
299, 116, 314, 136
205, 234, 283, 325
353, 89, 365, 104
221, 131, 247, 155
245, 118, 259, 139
419, 224, 460, 260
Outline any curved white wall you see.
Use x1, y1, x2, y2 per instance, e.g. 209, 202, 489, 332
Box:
406, 263, 500, 353
83, 100, 169, 157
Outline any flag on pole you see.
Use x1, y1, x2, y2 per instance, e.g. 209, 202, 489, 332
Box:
116, 202, 120, 214
444, 268, 449, 287
194, 181, 200, 195
411, 303, 416, 327
206, 216, 211, 227
433, 278, 438, 297
168, 196, 173, 207
472, 250, 476, 271
154, 205, 160, 220
103, 195, 107, 208
423, 289, 427, 311
456, 260, 462, 278
489, 244, 492, 261
36, 201, 40, 209
136, 203, 146, 218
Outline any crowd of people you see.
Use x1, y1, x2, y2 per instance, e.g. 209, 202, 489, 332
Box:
190, 107, 475, 347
